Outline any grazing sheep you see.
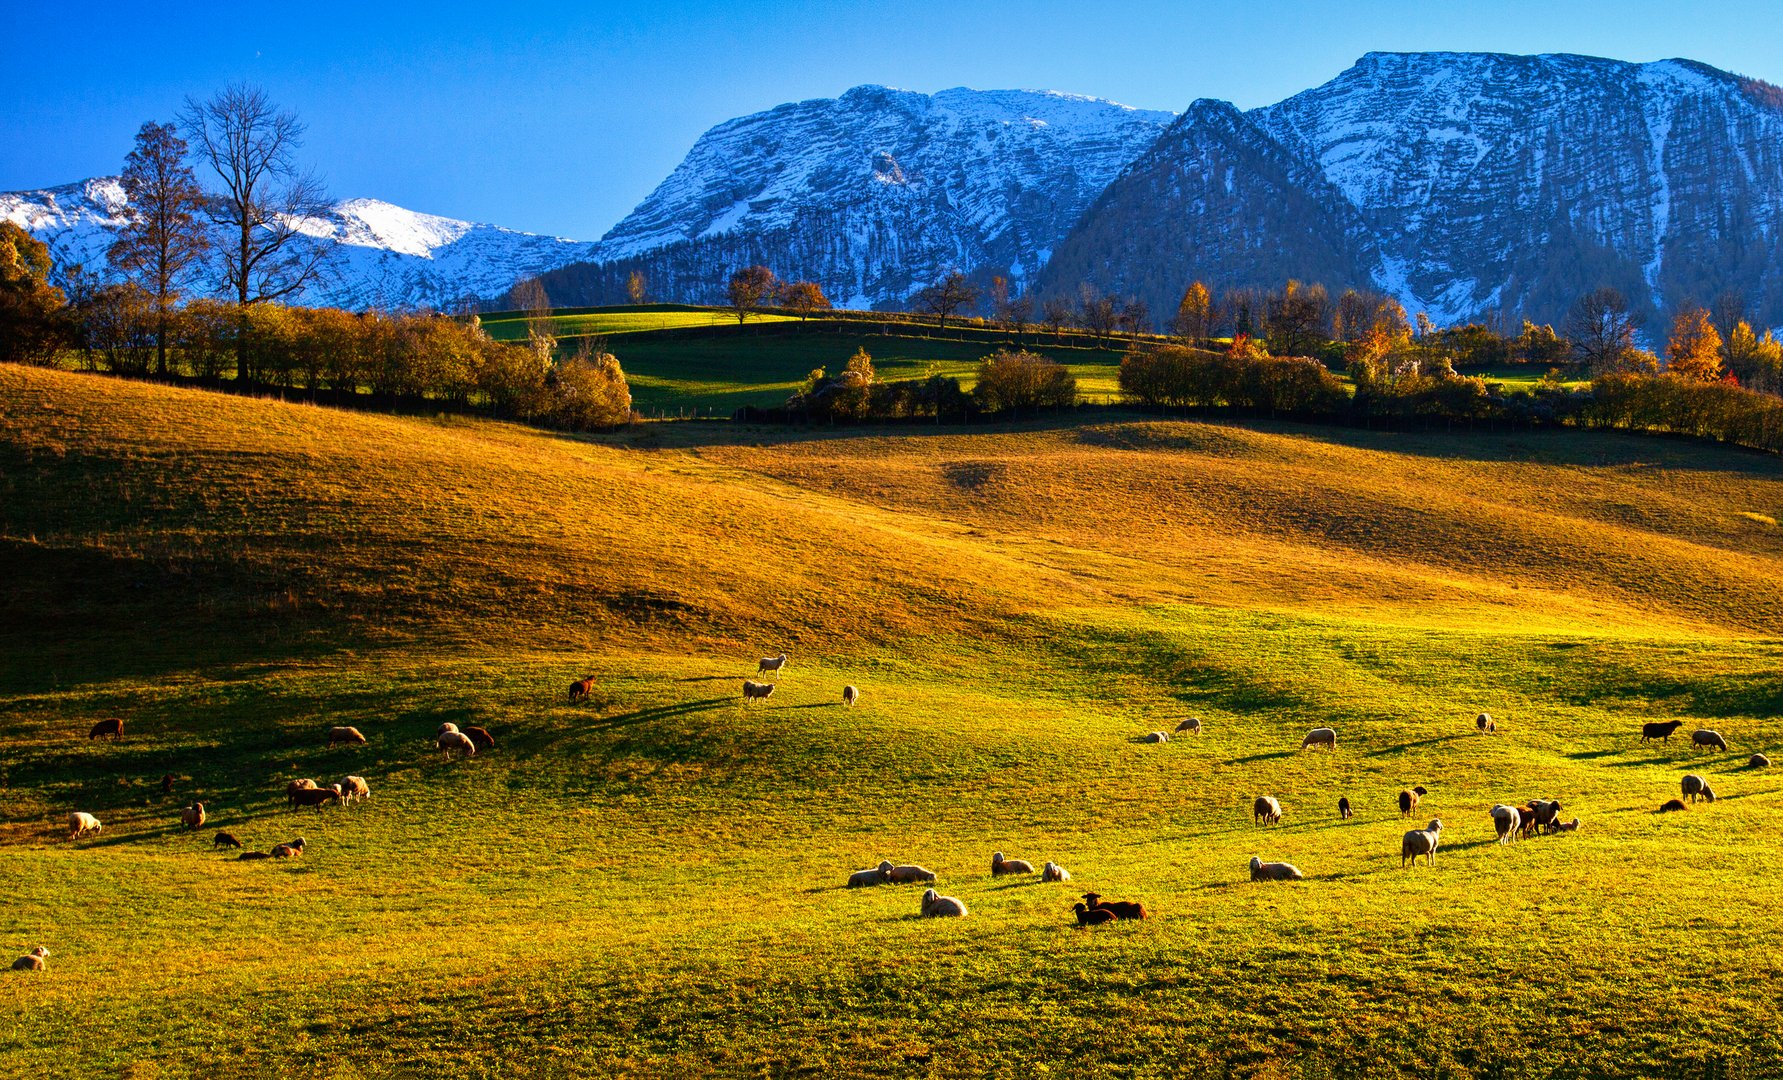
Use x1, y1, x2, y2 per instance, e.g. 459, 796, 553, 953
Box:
1531, 799, 1562, 830
438, 731, 477, 759
1174, 717, 1203, 735
270, 837, 306, 858
1398, 786, 1428, 819
327, 726, 367, 747
848, 865, 890, 888
1692, 729, 1729, 752
1249, 856, 1304, 882
568, 675, 595, 703
757, 654, 788, 677
1072, 902, 1118, 926
160, 773, 174, 794
291, 784, 343, 811
338, 776, 370, 804
67, 812, 101, 841
1750, 754, 1771, 768
1338, 796, 1353, 820
1514, 804, 1543, 839
1490, 804, 1522, 844
1476, 712, 1496, 734
463, 726, 495, 751
1681, 774, 1708, 803
1401, 819, 1443, 867
1042, 861, 1072, 882
991, 851, 1036, 876
213, 831, 243, 849
11, 947, 49, 972
1253, 796, 1282, 826
1641, 720, 1685, 743
437, 722, 459, 736
285, 778, 318, 808
1143, 731, 1170, 744
1080, 892, 1147, 920
741, 679, 775, 703
920, 888, 968, 917
1659, 798, 1689, 813
882, 862, 936, 884
1301, 727, 1337, 751
1550, 817, 1581, 834
842, 685, 860, 707
237, 851, 272, 861
87, 718, 123, 742
180, 802, 206, 831
1699, 782, 1718, 803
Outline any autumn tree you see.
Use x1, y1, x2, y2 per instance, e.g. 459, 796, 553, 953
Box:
1172, 281, 1212, 343
914, 270, 980, 330
541, 340, 632, 430
779, 280, 831, 320
1665, 305, 1724, 381
726, 265, 778, 323
509, 277, 555, 361
0, 222, 70, 365
1566, 288, 1643, 375
625, 270, 648, 305
972, 349, 1076, 412
108, 121, 210, 374
1264, 280, 1329, 357
1723, 320, 1783, 391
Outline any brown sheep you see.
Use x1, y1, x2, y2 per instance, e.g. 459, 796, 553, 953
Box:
285, 779, 318, 808
1750, 754, 1771, 768
270, 837, 306, 858
1338, 796, 1352, 820
213, 831, 243, 849
160, 773, 174, 794
568, 675, 595, 703
1398, 786, 1427, 818
741, 680, 775, 703
88, 718, 123, 742
1692, 729, 1729, 752
327, 726, 367, 747
1658, 798, 1689, 813
1072, 902, 1117, 926
463, 726, 496, 751
1253, 796, 1282, 826
180, 802, 206, 831
11, 947, 49, 971
1642, 720, 1685, 743
990, 851, 1036, 876
290, 785, 343, 812
1081, 892, 1147, 920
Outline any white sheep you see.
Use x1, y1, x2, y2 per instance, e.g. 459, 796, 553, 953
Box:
991, 851, 1035, 876
1491, 804, 1521, 844
1692, 729, 1729, 751
1681, 774, 1709, 803
67, 812, 101, 841
1253, 796, 1283, 826
1550, 817, 1581, 833
1300, 727, 1337, 751
843, 685, 860, 706
881, 861, 936, 884
11, 947, 48, 971
437, 723, 459, 736
339, 776, 370, 804
438, 730, 477, 759
1143, 731, 1170, 744
1476, 712, 1496, 734
1249, 856, 1304, 881
847, 865, 890, 888
1174, 717, 1202, 735
757, 654, 788, 677
1401, 819, 1443, 867
1042, 861, 1072, 882
920, 888, 967, 917
180, 802, 206, 831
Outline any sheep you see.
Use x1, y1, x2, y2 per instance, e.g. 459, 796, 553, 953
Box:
1549, 817, 1581, 834
437, 722, 459, 737
338, 776, 370, 804
1253, 796, 1283, 826
1490, 804, 1522, 844
270, 837, 307, 858
1338, 796, 1353, 820
327, 726, 367, 747
1042, 861, 1072, 882
741, 679, 775, 703
11, 947, 48, 972
236, 851, 272, 861
1699, 782, 1718, 803
1398, 786, 1428, 818
1658, 798, 1689, 813
1300, 727, 1337, 751
920, 888, 967, 917
882, 862, 936, 884
1750, 754, 1771, 768
1174, 717, 1203, 735
213, 831, 243, 849
568, 675, 595, 703
1072, 902, 1118, 926
1143, 731, 1170, 744
1080, 892, 1147, 920
1401, 819, 1443, 867
1681, 774, 1708, 803
1642, 720, 1685, 743
842, 685, 860, 707
1514, 804, 1543, 839
285, 778, 318, 808
463, 726, 495, 751
160, 773, 174, 794
757, 654, 788, 677
991, 851, 1036, 876
1692, 729, 1729, 752
1249, 856, 1304, 882
180, 802, 206, 831
67, 812, 101, 841
1476, 712, 1496, 734
847, 865, 890, 888
291, 784, 343, 811
438, 730, 477, 759
87, 718, 123, 742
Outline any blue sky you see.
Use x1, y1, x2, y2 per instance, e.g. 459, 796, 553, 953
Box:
4, 1, 1780, 239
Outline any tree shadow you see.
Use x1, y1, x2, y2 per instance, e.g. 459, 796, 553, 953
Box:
675, 675, 739, 683
1604, 756, 1685, 768
1563, 748, 1626, 761
1224, 750, 1296, 765
785, 702, 842, 710
584, 698, 731, 732
1364, 734, 1468, 757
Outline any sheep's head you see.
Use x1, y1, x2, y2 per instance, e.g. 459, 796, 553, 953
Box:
877, 861, 893, 873
1413, 786, 1427, 796
31, 947, 48, 958
1428, 819, 1443, 832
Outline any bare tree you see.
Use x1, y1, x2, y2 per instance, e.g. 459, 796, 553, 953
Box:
1120, 297, 1150, 340
181, 84, 332, 314
509, 276, 555, 360
1565, 287, 1642, 374
914, 271, 980, 330
1041, 296, 1073, 338
1076, 285, 1119, 342
108, 121, 209, 374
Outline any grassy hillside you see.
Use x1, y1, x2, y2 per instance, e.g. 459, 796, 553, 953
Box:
4, 365, 1783, 1078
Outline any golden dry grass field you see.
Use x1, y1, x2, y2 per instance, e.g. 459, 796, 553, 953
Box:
3, 364, 1782, 1078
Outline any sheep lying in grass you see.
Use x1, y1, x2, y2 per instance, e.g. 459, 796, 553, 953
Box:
1143, 731, 1169, 744
848, 865, 890, 888
843, 685, 860, 707
1398, 786, 1428, 818
327, 726, 367, 747
463, 726, 495, 751
1301, 727, 1337, 751
1249, 856, 1304, 882
291, 784, 343, 811
438, 731, 477, 759
741, 680, 775, 703
88, 718, 123, 742
1658, 798, 1689, 813
1549, 818, 1581, 834
11, 947, 48, 972
1490, 805, 1521, 844
1642, 720, 1684, 743
180, 802, 206, 831
1174, 717, 1202, 735
213, 831, 243, 849
1253, 796, 1282, 826
1401, 819, 1442, 867
991, 852, 1035, 877
68, 813, 101, 841
1750, 754, 1771, 768
1072, 902, 1117, 926
1681, 774, 1709, 803
270, 837, 307, 858
1080, 892, 1147, 920
1692, 729, 1729, 752
920, 888, 967, 917
757, 654, 788, 677
1476, 713, 1496, 734
1042, 861, 1072, 882
881, 862, 936, 884
339, 776, 370, 804
1338, 797, 1353, 820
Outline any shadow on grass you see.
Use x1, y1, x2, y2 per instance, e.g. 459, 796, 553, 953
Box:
1605, 756, 1690, 768
785, 703, 842, 710
675, 675, 739, 683
585, 698, 731, 732
1224, 750, 1296, 765
1562, 747, 1626, 761
1364, 734, 1468, 757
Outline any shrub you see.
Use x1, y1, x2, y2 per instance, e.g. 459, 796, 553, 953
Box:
973, 349, 1075, 412
535, 346, 633, 430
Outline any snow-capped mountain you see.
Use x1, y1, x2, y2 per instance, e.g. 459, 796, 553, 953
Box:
1042, 52, 1783, 327
542, 85, 1175, 309
0, 178, 598, 311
